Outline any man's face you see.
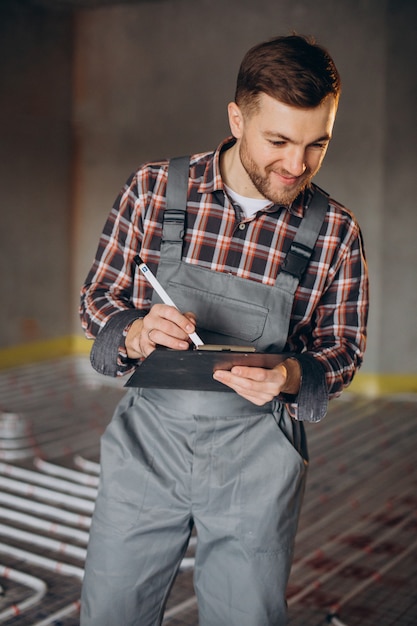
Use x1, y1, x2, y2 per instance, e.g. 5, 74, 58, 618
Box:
229, 93, 337, 205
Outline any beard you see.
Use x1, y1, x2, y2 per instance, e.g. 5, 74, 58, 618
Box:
239, 138, 314, 206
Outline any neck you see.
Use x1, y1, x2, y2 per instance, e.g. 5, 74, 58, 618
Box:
220, 142, 264, 199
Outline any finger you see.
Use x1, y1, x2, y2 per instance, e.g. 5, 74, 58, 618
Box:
147, 328, 157, 344
143, 317, 190, 346
141, 310, 192, 352
213, 369, 257, 394
149, 304, 197, 336
144, 326, 190, 351
229, 365, 270, 382
184, 311, 198, 326
229, 365, 288, 391
214, 367, 272, 388
213, 368, 279, 405
214, 374, 271, 406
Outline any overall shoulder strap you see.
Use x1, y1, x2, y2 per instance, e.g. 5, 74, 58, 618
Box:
160, 156, 190, 260
275, 187, 329, 293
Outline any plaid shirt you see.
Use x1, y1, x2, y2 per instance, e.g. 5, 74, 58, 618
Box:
80, 137, 369, 412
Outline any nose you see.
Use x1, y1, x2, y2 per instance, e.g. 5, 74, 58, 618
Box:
283, 147, 306, 177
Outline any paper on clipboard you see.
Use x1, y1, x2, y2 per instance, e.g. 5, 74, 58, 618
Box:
125, 347, 288, 392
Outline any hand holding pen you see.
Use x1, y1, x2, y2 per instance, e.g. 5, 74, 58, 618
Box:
124, 256, 204, 359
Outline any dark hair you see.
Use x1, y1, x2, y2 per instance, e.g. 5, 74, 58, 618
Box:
235, 34, 341, 113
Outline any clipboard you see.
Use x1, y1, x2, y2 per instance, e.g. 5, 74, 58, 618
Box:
125, 347, 288, 392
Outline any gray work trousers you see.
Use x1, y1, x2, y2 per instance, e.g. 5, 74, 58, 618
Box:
80, 388, 307, 626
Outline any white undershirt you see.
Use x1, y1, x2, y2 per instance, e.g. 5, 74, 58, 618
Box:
224, 185, 271, 218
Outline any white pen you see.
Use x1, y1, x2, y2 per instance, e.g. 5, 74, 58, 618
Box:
134, 255, 204, 348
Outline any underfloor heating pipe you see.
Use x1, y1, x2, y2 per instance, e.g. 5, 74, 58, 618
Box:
0, 523, 86, 560
0, 415, 106, 461
291, 477, 414, 574
0, 436, 32, 451
0, 506, 89, 543
163, 596, 198, 622
0, 491, 91, 528
288, 496, 415, 607
0, 476, 95, 513
326, 532, 417, 626
74, 455, 100, 475
0, 542, 84, 579
31, 599, 81, 626
0, 492, 91, 528
0, 564, 47, 622
299, 409, 416, 523
0, 462, 98, 499
34, 457, 99, 487
0, 493, 192, 571
0, 446, 36, 461
0, 412, 27, 438
327, 617, 348, 626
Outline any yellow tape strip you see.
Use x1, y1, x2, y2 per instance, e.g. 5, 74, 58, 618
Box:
348, 373, 417, 396
0, 336, 91, 370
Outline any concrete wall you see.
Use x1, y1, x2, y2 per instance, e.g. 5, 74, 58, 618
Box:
381, 1, 417, 372
0, 2, 73, 347
1, 0, 416, 378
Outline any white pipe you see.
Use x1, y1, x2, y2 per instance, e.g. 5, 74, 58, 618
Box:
0, 542, 84, 579
289, 499, 414, 607
74, 454, 100, 475
31, 599, 81, 626
0, 522, 86, 560
0, 501, 192, 576
34, 457, 99, 486
163, 596, 198, 622
327, 532, 417, 620
32, 429, 107, 462
0, 564, 47, 621
0, 437, 32, 450
292, 453, 416, 560
0, 446, 37, 461
0, 492, 91, 528
0, 462, 98, 498
329, 617, 349, 626
0, 506, 89, 543
0, 476, 95, 513
0, 412, 28, 438
299, 410, 416, 523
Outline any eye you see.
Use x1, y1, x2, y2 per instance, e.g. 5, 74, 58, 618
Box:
269, 140, 286, 147
310, 142, 328, 150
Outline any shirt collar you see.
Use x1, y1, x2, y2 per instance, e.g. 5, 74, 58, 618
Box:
198, 136, 234, 194
200, 136, 311, 217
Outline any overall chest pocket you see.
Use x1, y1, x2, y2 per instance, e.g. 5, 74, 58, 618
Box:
167, 281, 268, 344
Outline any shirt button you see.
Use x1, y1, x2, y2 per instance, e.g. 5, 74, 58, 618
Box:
238, 223, 246, 230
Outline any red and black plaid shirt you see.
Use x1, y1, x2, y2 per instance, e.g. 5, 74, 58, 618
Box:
80, 137, 369, 400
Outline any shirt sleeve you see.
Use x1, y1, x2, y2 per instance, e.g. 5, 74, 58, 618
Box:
79, 171, 150, 377
281, 353, 329, 422
285, 218, 369, 422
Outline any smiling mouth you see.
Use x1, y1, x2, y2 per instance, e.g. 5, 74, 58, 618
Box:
272, 171, 301, 186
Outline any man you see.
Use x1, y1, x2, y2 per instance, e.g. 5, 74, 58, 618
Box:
80, 35, 368, 625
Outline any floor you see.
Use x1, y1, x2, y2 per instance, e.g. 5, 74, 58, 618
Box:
0, 357, 416, 626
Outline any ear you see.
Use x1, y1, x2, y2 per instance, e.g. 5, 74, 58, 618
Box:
227, 102, 244, 139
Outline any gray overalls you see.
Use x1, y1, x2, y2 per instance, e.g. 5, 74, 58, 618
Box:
81, 158, 328, 626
